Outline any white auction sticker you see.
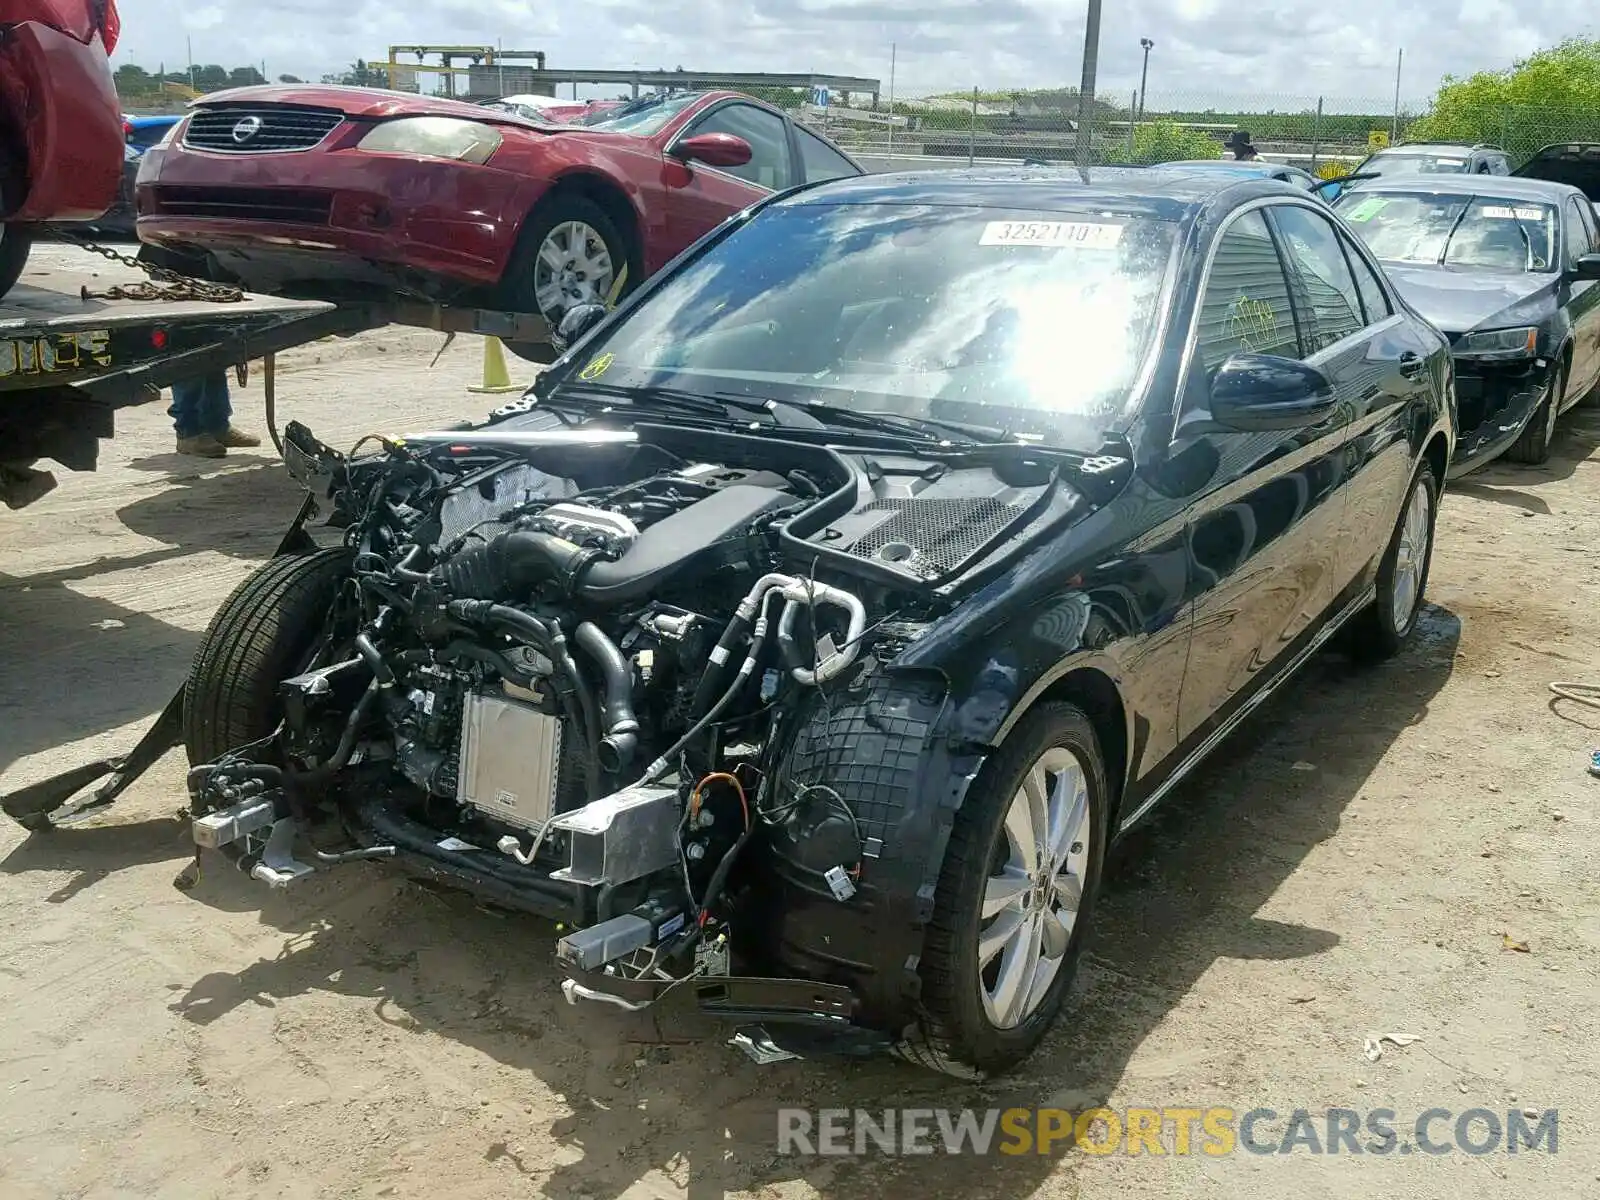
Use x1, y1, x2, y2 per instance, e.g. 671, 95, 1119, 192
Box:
1483, 205, 1543, 221
980, 220, 1124, 248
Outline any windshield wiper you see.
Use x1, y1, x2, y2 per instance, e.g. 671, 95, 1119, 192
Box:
776, 399, 1017, 445
549, 382, 819, 428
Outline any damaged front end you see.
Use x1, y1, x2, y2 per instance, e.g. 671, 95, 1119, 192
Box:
10, 405, 1115, 1063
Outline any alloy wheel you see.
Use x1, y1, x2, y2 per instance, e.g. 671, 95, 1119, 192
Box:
977, 746, 1093, 1029
532, 220, 615, 318
1389, 478, 1432, 631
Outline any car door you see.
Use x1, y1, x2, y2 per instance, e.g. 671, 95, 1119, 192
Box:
1268, 202, 1434, 590
1561, 194, 1600, 401
1173, 205, 1350, 746
657, 100, 795, 263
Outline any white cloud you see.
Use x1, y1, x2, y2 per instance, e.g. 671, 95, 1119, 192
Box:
110, 0, 1593, 106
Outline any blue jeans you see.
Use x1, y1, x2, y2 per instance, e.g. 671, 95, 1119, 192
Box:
169, 371, 232, 439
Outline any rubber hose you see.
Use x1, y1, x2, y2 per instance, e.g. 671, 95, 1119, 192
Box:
354, 633, 394, 686
574, 621, 640, 773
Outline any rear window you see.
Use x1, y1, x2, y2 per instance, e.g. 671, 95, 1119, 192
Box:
1337, 191, 1559, 273
1366, 152, 1471, 176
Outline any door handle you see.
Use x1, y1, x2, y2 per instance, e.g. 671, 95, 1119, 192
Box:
1398, 352, 1426, 378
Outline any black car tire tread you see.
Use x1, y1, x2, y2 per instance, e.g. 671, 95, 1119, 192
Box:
500, 195, 633, 365
1506, 365, 1566, 465
1348, 466, 1439, 662
183, 548, 351, 765
905, 702, 1109, 1079
0, 147, 33, 302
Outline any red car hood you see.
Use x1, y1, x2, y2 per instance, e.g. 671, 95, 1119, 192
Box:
191, 84, 560, 130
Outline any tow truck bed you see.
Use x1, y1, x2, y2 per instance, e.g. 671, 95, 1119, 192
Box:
0, 244, 553, 510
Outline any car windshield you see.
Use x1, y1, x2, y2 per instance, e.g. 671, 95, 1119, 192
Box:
1337, 191, 1559, 272
1365, 151, 1472, 176
554, 202, 1178, 449
580, 92, 703, 136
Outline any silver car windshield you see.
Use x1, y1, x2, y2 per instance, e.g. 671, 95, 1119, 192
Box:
559, 202, 1179, 449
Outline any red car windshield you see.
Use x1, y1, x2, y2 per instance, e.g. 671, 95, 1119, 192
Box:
0, 0, 118, 50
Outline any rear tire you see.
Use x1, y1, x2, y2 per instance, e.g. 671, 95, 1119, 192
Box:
1348, 466, 1438, 662
906, 702, 1109, 1078
182, 549, 351, 765
1505, 364, 1566, 465
498, 194, 635, 365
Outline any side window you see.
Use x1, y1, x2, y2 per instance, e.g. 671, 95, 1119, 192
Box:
1341, 236, 1392, 323
682, 103, 794, 191
1564, 198, 1595, 262
795, 126, 858, 184
1475, 158, 1492, 174
1269, 204, 1367, 353
1194, 210, 1299, 372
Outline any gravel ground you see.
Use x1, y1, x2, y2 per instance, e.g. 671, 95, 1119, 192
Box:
2, 248, 1598, 1199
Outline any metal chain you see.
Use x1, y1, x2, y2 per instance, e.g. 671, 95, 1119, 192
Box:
42, 226, 247, 304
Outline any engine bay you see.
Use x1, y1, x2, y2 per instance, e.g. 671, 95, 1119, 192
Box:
180, 410, 1101, 1045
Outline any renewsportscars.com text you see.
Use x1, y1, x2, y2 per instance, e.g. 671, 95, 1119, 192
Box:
776, 1106, 1559, 1157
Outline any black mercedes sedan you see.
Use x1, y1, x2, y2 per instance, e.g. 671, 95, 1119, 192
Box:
32, 169, 1453, 1080
1332, 176, 1600, 471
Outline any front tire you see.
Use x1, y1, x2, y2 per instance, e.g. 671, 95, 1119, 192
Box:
1348, 466, 1438, 662
1506, 363, 1567, 465
498, 194, 633, 365
0, 148, 32, 301
183, 549, 351, 764
907, 703, 1109, 1078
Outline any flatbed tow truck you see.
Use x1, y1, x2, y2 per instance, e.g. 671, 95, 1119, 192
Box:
0, 239, 553, 831
0, 238, 551, 509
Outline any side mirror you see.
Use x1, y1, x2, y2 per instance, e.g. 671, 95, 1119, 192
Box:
550, 302, 608, 354
1210, 353, 1338, 431
672, 132, 753, 169
1567, 252, 1600, 281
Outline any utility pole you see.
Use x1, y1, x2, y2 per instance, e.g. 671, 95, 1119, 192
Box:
1137, 38, 1153, 122
187, 36, 194, 91
1391, 47, 1404, 142
1074, 0, 1102, 172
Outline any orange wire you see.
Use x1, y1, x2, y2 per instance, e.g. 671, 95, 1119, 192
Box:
690, 771, 749, 832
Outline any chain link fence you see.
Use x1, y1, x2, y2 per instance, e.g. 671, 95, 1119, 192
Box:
779, 83, 1600, 177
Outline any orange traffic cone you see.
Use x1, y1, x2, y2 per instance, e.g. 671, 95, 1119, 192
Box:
468, 336, 527, 395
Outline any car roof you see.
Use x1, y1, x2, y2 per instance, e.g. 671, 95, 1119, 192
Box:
778, 167, 1304, 219
1342, 175, 1584, 203
1370, 143, 1495, 157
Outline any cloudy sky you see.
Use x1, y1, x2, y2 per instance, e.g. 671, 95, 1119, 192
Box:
114, 0, 1594, 107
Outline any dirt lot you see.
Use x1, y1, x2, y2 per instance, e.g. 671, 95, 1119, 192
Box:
3, 248, 1599, 1199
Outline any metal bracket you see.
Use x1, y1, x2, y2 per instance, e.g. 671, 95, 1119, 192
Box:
0, 688, 184, 830
249, 818, 315, 887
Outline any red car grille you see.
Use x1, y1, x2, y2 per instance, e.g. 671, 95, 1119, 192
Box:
151, 185, 333, 224
182, 106, 344, 153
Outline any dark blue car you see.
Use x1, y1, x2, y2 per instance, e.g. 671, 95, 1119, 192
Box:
159, 167, 1456, 1078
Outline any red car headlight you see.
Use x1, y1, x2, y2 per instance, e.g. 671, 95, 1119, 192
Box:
358, 117, 503, 165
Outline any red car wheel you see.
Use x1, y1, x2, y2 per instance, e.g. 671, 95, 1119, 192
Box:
499, 195, 633, 363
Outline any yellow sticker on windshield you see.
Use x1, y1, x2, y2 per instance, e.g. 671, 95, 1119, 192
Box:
578, 352, 614, 381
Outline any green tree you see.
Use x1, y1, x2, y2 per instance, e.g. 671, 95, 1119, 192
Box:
228, 67, 267, 88
1104, 120, 1221, 165
1408, 37, 1600, 161
278, 74, 304, 84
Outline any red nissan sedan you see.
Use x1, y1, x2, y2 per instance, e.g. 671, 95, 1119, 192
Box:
0, 0, 125, 297
135, 86, 864, 357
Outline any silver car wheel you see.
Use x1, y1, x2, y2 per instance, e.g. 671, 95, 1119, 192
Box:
532, 220, 615, 318
1390, 478, 1432, 631
978, 746, 1093, 1030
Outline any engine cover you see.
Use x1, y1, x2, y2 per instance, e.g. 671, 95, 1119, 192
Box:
456, 690, 564, 832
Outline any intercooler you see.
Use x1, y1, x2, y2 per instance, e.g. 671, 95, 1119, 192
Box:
455, 690, 564, 833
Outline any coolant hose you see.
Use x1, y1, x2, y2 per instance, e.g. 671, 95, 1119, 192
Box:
574, 621, 640, 773
354, 632, 395, 686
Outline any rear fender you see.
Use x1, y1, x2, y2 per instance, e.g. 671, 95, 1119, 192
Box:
0, 22, 121, 220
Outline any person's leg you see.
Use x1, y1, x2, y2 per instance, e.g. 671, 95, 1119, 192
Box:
207, 370, 262, 448
170, 377, 225, 457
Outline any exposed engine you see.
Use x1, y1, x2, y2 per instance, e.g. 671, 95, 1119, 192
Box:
182, 412, 1100, 1040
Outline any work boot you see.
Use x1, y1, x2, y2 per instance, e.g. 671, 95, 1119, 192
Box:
177, 434, 226, 459
217, 426, 262, 448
